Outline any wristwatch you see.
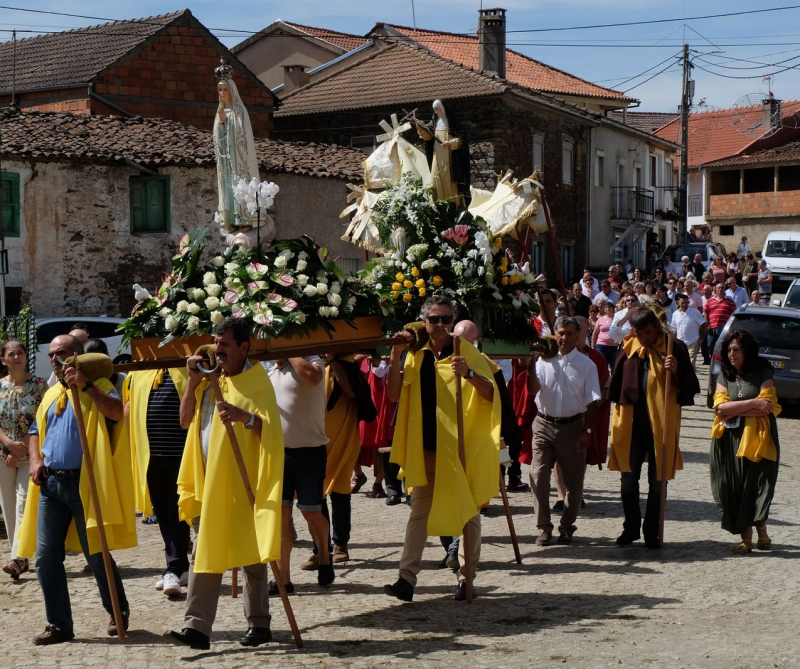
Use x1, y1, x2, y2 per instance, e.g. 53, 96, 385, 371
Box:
466, 368, 475, 379
243, 412, 256, 430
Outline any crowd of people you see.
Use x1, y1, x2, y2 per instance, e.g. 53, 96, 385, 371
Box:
0, 279, 783, 648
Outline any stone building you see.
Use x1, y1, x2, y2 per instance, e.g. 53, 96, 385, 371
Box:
0, 108, 365, 317
0, 9, 275, 134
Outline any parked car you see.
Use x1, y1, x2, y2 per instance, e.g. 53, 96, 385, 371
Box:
780, 278, 800, 308
34, 317, 128, 379
761, 231, 800, 296
659, 241, 727, 272
706, 304, 800, 406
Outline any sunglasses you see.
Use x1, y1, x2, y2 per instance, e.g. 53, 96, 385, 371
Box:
426, 315, 454, 325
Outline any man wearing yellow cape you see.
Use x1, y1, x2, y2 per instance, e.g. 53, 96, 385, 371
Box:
384, 296, 500, 603
20, 335, 134, 645
169, 318, 284, 651
124, 367, 190, 596
608, 308, 699, 549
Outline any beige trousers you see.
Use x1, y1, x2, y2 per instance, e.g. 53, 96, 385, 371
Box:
184, 562, 270, 637
530, 415, 587, 534
398, 451, 481, 586
686, 340, 701, 369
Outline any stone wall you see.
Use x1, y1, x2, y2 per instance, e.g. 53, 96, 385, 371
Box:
4, 159, 356, 318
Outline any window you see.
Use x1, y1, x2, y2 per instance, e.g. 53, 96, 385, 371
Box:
650, 154, 658, 187
1, 172, 20, 238
560, 243, 574, 280
561, 135, 573, 185
350, 135, 376, 155
532, 131, 544, 174
595, 151, 604, 187
130, 175, 170, 233
719, 225, 735, 236
634, 163, 643, 189
530, 240, 545, 276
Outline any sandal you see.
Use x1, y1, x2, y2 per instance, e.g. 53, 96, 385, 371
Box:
733, 540, 753, 555
350, 473, 368, 494
2, 558, 29, 581
757, 536, 772, 550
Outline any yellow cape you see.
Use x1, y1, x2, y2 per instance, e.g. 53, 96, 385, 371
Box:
608, 334, 683, 481
177, 364, 284, 573
324, 359, 361, 496
17, 380, 138, 558
391, 338, 501, 536
711, 386, 780, 462
125, 368, 188, 515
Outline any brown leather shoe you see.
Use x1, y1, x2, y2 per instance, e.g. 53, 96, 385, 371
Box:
535, 530, 553, 546
300, 554, 319, 571
107, 610, 130, 637
333, 545, 350, 563
34, 625, 75, 645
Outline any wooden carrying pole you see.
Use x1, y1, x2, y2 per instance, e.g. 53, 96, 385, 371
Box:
199, 364, 303, 649
658, 333, 675, 548
498, 468, 522, 564
452, 336, 474, 603
61, 364, 126, 641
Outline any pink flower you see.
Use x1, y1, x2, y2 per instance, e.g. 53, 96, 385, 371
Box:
442, 224, 469, 245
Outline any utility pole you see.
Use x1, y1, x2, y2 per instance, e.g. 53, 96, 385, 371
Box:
679, 43, 693, 244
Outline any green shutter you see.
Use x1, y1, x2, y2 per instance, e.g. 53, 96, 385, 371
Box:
130, 178, 146, 232
130, 175, 169, 233
1, 173, 20, 237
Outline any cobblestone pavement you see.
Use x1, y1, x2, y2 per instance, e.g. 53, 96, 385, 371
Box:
2, 367, 800, 668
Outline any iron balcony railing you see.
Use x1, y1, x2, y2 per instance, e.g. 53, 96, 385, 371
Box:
610, 187, 654, 221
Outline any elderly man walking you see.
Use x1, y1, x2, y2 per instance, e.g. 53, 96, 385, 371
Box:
529, 316, 601, 545
671, 294, 708, 370
383, 296, 500, 602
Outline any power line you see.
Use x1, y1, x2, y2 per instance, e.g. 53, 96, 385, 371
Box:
601, 51, 683, 87
624, 64, 682, 94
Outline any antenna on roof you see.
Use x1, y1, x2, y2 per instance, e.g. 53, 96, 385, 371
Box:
411, 0, 418, 47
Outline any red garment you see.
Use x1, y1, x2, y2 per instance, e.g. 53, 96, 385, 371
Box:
358, 360, 395, 468
509, 359, 537, 465
584, 347, 611, 466
704, 296, 737, 329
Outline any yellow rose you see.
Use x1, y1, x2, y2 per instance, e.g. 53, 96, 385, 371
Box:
418, 287, 427, 297
494, 237, 503, 249
499, 258, 508, 272
501, 277, 509, 285
390, 291, 399, 299
415, 278, 425, 288
432, 275, 443, 286
392, 282, 402, 291
403, 293, 413, 303
396, 273, 405, 281
404, 280, 413, 289
509, 274, 521, 285
411, 266, 420, 277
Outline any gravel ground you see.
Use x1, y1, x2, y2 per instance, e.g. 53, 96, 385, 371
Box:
2, 366, 800, 668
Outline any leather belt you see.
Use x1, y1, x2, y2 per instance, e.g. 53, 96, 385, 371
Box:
44, 467, 81, 481
538, 413, 583, 425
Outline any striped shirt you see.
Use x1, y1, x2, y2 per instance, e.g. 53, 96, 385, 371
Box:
146, 372, 188, 457
704, 296, 737, 329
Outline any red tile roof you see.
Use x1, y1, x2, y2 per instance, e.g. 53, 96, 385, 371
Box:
706, 139, 800, 168
656, 100, 800, 167
607, 111, 679, 135
0, 108, 364, 180
284, 22, 368, 52
377, 24, 634, 103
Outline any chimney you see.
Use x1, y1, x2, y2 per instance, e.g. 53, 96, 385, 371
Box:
762, 93, 781, 130
478, 8, 506, 78
283, 65, 310, 94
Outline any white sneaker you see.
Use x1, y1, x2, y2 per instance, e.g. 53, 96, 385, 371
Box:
162, 572, 182, 596
155, 577, 164, 591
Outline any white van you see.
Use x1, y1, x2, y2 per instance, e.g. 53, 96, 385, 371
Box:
761, 231, 800, 281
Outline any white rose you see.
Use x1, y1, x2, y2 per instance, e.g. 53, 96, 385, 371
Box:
316, 272, 327, 282
212, 256, 225, 268
296, 259, 307, 271
274, 255, 287, 269
328, 293, 342, 307
176, 300, 189, 312
319, 306, 331, 317
224, 262, 239, 274
210, 310, 225, 325
158, 307, 172, 317
205, 296, 220, 310
295, 312, 307, 324
203, 271, 216, 286
524, 274, 536, 284
223, 277, 234, 287
206, 283, 222, 297
165, 315, 180, 331
329, 306, 339, 317
297, 274, 309, 287
375, 283, 383, 290
346, 296, 357, 311
188, 303, 201, 315
186, 316, 200, 331
330, 282, 341, 294
316, 282, 328, 295
303, 285, 318, 297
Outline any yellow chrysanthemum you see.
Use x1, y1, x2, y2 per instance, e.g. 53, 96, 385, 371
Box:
390, 291, 399, 299
392, 282, 402, 291
499, 258, 508, 272
403, 293, 413, 303
415, 279, 425, 288
395, 273, 405, 281
501, 277, 509, 285
411, 267, 420, 277
509, 274, 522, 285
432, 275, 443, 286
404, 280, 413, 289
494, 237, 503, 249
418, 287, 427, 297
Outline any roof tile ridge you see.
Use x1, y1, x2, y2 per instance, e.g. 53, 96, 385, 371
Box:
284, 21, 363, 40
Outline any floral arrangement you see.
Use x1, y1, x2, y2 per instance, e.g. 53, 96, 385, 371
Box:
361, 175, 541, 341
118, 228, 380, 347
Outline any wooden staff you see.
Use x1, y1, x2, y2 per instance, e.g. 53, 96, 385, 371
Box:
451, 336, 474, 603
658, 332, 675, 548
59, 358, 127, 641
197, 361, 303, 649
498, 466, 522, 564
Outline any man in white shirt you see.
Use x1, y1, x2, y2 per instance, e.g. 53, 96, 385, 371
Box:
737, 236, 751, 260
597, 280, 620, 307
608, 294, 640, 343
529, 317, 601, 546
684, 280, 704, 310
535, 288, 559, 336
664, 254, 683, 277
725, 276, 748, 309
670, 294, 708, 369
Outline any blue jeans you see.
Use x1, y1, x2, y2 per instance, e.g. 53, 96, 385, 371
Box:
36, 473, 128, 632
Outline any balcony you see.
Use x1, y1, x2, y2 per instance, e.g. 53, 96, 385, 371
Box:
653, 186, 686, 220
707, 191, 800, 219
610, 187, 654, 222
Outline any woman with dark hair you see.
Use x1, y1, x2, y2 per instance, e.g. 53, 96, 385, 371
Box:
0, 340, 47, 580
710, 330, 780, 554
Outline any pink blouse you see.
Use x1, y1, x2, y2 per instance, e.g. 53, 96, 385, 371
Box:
594, 315, 617, 347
